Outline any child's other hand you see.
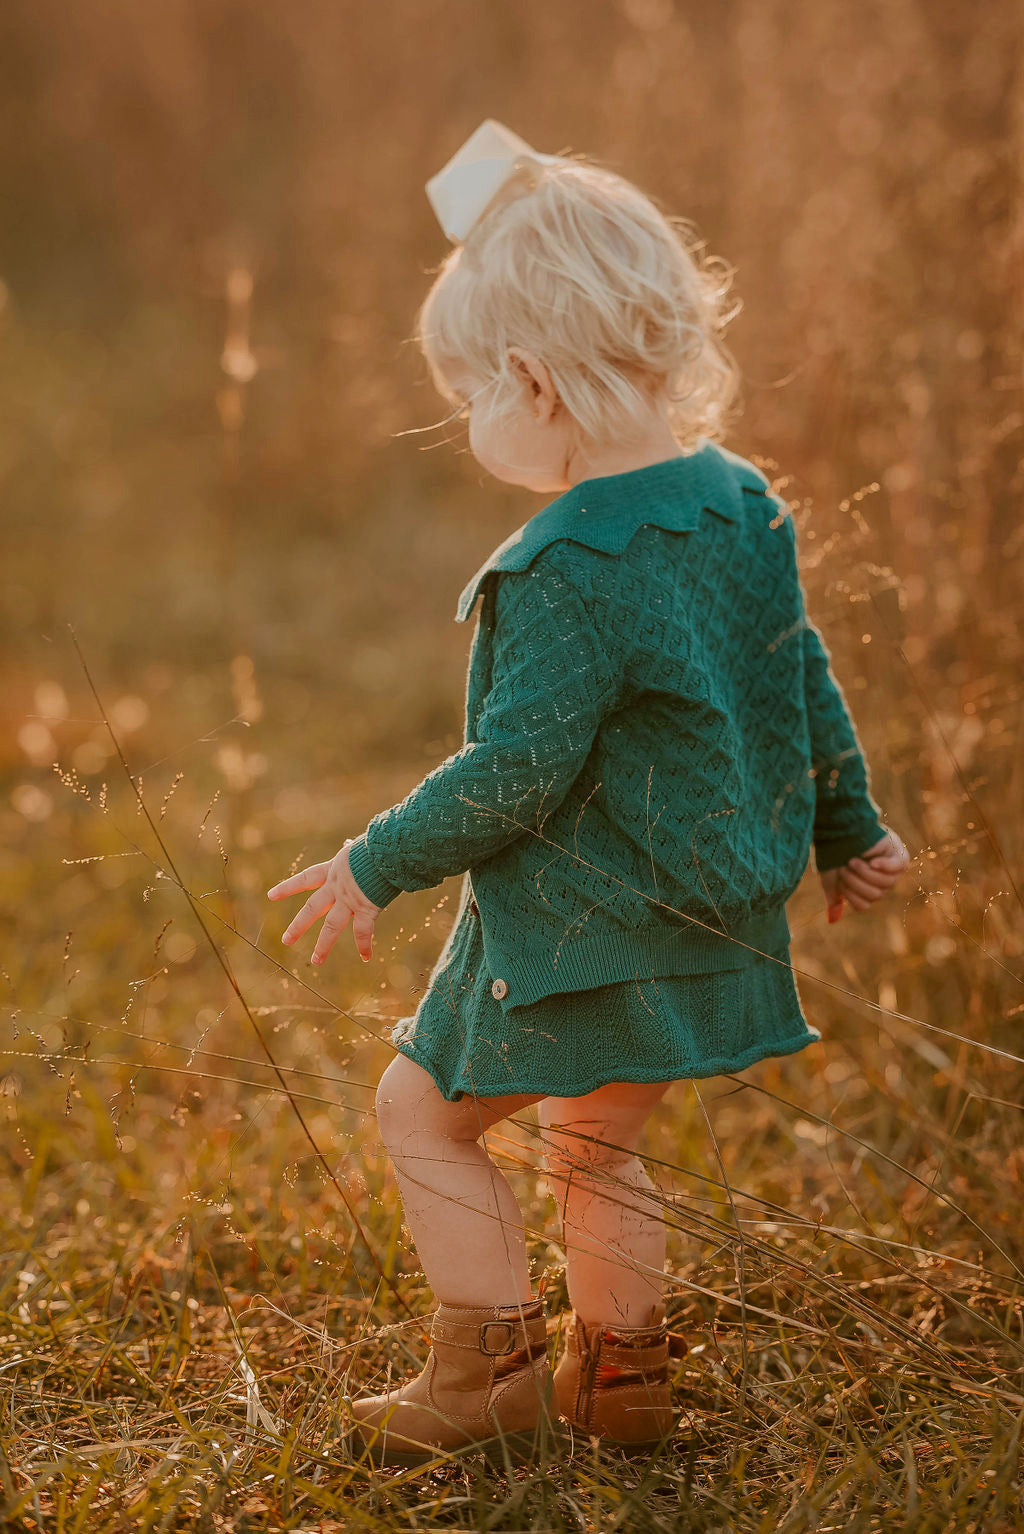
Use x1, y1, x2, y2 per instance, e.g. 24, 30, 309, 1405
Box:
820, 829, 911, 923
266, 838, 382, 965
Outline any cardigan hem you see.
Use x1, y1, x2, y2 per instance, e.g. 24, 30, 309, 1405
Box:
391, 1025, 822, 1104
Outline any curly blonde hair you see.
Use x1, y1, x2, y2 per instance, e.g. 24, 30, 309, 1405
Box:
414, 153, 743, 451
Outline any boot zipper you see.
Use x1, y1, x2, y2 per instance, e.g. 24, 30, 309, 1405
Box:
578, 1343, 598, 1422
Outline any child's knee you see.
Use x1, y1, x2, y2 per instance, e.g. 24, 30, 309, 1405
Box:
374, 1053, 480, 1152
375, 1054, 435, 1149
541, 1126, 637, 1190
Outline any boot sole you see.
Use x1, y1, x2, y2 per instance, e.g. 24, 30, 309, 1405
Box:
553, 1409, 681, 1457
349, 1420, 572, 1470
348, 1421, 675, 1468
585, 1435, 674, 1455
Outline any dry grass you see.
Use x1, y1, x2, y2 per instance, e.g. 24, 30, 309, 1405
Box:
2, 1, 1024, 1527
2, 566, 1022, 1531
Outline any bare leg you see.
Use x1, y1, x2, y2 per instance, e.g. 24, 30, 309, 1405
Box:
374, 1054, 545, 1308
537, 1080, 671, 1328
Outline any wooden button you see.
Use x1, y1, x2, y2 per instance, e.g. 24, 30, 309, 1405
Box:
468, 897, 479, 916
491, 978, 508, 1001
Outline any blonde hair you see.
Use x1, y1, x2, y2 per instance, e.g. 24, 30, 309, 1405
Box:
414, 154, 743, 451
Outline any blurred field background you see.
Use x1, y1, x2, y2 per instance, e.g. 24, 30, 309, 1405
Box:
2, 1, 1023, 1528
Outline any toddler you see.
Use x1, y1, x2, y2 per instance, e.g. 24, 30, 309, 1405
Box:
268, 120, 911, 1467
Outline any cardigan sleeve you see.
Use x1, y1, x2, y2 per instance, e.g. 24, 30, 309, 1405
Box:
776, 503, 887, 874
800, 603, 888, 874
345, 555, 622, 909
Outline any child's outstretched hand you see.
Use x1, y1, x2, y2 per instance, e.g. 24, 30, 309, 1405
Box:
267, 838, 382, 965
820, 829, 911, 924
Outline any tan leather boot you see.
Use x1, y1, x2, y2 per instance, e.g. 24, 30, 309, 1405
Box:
552, 1304, 681, 1449
347, 1296, 555, 1467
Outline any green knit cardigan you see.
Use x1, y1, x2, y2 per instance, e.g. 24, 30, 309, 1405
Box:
346, 442, 888, 1012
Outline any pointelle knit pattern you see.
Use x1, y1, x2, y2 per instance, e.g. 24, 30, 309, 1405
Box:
346, 441, 888, 1037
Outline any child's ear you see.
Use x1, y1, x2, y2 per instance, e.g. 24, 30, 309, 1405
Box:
508, 347, 558, 418
508, 348, 541, 394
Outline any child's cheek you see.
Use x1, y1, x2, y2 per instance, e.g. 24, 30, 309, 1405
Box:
468, 415, 487, 461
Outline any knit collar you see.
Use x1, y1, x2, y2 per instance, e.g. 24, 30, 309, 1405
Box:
455, 438, 767, 622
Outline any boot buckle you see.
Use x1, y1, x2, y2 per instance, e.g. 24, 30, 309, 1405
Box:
479, 1320, 517, 1355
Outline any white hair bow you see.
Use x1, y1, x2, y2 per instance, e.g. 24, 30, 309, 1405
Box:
426, 119, 562, 244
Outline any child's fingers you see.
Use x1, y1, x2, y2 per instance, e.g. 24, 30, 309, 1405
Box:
846, 856, 897, 890
351, 911, 375, 963
267, 862, 328, 900
311, 907, 352, 966
839, 868, 884, 902
867, 857, 909, 878
281, 887, 334, 946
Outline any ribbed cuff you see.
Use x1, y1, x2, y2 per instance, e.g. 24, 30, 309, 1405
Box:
813, 819, 888, 874
346, 832, 405, 910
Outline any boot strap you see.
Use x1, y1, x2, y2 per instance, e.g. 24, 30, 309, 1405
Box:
431, 1307, 545, 1355
569, 1316, 672, 1371
576, 1319, 671, 1356
586, 1321, 688, 1358
600, 1323, 667, 1347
